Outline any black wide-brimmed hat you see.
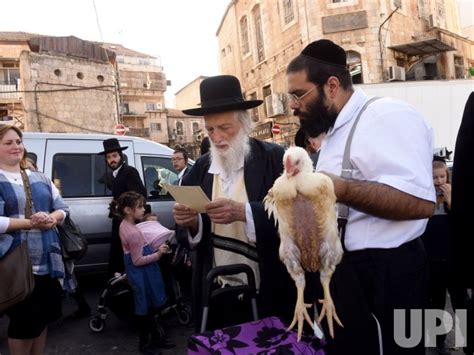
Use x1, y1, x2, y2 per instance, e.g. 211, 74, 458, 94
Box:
182, 75, 262, 116
98, 138, 128, 155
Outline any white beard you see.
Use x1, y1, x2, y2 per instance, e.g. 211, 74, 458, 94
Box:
210, 129, 250, 174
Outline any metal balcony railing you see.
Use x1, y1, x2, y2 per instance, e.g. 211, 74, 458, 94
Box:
0, 67, 21, 99
0, 84, 20, 99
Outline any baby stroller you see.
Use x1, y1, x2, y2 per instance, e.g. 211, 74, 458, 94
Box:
88, 254, 192, 335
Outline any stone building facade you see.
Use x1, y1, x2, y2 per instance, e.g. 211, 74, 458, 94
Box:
2, 35, 117, 133
0, 33, 172, 145
20, 49, 116, 133
217, 0, 473, 144
101, 43, 169, 144
173, 76, 207, 158
175, 76, 208, 111
0, 32, 35, 127
166, 108, 204, 159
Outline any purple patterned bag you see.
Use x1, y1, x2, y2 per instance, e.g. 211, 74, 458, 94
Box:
188, 316, 326, 354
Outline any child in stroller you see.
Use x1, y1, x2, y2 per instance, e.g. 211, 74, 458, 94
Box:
88, 193, 190, 354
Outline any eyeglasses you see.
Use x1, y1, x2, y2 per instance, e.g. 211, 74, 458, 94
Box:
287, 86, 317, 106
171, 157, 184, 162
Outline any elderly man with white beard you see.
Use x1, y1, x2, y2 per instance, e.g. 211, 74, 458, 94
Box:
174, 75, 295, 332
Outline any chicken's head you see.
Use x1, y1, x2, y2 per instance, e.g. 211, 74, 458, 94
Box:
283, 147, 314, 177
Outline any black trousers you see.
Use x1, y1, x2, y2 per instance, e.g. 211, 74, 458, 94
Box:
428, 259, 469, 347
108, 218, 125, 275
314, 238, 428, 355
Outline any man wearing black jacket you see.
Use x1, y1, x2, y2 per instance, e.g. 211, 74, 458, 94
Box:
451, 92, 474, 355
174, 75, 295, 332
99, 138, 147, 275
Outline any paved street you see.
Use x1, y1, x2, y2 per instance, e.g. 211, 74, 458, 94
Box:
0, 274, 194, 355
0, 274, 467, 354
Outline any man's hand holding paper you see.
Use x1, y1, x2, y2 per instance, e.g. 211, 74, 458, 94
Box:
173, 203, 199, 232
206, 198, 246, 224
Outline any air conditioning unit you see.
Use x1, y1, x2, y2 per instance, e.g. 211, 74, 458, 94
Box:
264, 93, 285, 118
387, 66, 406, 81
156, 102, 163, 110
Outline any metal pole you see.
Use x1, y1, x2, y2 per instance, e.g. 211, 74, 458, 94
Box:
34, 82, 43, 132
378, 6, 399, 82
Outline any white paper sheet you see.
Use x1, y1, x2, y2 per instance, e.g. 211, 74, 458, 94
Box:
163, 184, 210, 213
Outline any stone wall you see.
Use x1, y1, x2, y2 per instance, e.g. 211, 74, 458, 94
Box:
175, 76, 205, 110
20, 51, 117, 133
0, 43, 30, 59
147, 111, 169, 144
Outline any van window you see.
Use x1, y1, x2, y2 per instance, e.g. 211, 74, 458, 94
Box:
141, 156, 178, 200
52, 154, 126, 197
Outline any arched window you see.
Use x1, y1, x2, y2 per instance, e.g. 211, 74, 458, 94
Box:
346, 50, 363, 84
253, 5, 265, 62
240, 16, 250, 55
192, 122, 200, 133
282, 0, 295, 25
176, 121, 184, 135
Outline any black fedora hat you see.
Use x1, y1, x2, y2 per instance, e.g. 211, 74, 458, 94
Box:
182, 75, 262, 116
98, 138, 128, 155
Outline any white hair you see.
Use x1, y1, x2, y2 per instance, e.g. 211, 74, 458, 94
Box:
236, 110, 254, 135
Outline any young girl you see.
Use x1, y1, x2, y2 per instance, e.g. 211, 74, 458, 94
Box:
421, 157, 467, 352
111, 191, 173, 354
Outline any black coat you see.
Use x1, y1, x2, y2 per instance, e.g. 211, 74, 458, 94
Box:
107, 163, 146, 275
180, 138, 295, 330
451, 92, 474, 287
111, 163, 147, 200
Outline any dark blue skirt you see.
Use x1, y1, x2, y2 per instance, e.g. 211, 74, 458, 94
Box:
124, 245, 167, 315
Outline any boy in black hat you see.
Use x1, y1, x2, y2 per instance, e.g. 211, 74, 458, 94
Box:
99, 138, 147, 275
173, 75, 295, 331
286, 40, 435, 355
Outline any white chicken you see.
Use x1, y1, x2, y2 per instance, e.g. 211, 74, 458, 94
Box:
264, 146, 344, 340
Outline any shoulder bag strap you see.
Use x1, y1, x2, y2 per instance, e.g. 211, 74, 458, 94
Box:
337, 97, 381, 250
20, 169, 34, 219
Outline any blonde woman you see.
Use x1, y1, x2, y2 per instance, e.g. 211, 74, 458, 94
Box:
0, 124, 69, 355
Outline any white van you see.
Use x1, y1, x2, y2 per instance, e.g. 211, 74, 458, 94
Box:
23, 132, 189, 273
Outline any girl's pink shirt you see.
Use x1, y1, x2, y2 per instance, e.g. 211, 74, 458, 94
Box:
119, 220, 160, 266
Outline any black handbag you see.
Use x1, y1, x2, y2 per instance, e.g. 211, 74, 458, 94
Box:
57, 215, 88, 261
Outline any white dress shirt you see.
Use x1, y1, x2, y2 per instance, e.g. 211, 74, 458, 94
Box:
188, 156, 257, 246
112, 164, 123, 178
316, 89, 436, 251
177, 167, 187, 186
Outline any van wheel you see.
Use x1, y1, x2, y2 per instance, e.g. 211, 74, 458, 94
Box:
89, 317, 105, 333
176, 309, 191, 325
